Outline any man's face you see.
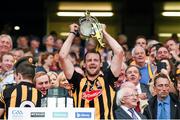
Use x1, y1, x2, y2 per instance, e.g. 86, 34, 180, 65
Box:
13, 50, 24, 61
46, 36, 54, 46
149, 46, 156, 58
126, 66, 141, 85
85, 53, 101, 76
30, 40, 40, 49
133, 47, 146, 65
45, 55, 53, 66
55, 39, 63, 49
156, 47, 170, 60
1, 54, 14, 72
136, 38, 147, 49
35, 75, 50, 95
166, 40, 178, 52
154, 77, 170, 99
0, 37, 12, 54
122, 88, 138, 108
19, 37, 28, 47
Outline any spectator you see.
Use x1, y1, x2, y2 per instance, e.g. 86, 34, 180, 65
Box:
125, 65, 152, 112
54, 38, 63, 50
143, 74, 180, 119
131, 46, 154, 85
11, 48, 24, 62
0, 34, 13, 59
47, 71, 59, 88
0, 53, 16, 92
30, 35, 41, 57
43, 35, 56, 53
156, 46, 170, 61
33, 71, 50, 96
135, 35, 147, 50
115, 87, 146, 119
16, 35, 29, 53
165, 38, 180, 63
0, 56, 42, 119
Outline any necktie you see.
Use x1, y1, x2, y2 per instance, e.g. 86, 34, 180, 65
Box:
135, 101, 141, 112
128, 108, 139, 120
159, 102, 167, 119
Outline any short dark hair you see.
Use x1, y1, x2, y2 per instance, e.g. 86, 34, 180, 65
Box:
84, 50, 102, 63
15, 62, 35, 80
0, 52, 14, 62
136, 35, 147, 43
125, 65, 141, 76
156, 45, 168, 52
154, 73, 169, 86
14, 56, 36, 80
165, 37, 179, 44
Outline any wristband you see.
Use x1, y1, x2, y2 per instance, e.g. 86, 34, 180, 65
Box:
70, 31, 77, 36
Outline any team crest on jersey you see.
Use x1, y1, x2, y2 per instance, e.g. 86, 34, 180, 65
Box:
82, 89, 102, 101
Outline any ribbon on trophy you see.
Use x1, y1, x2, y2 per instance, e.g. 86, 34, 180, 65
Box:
79, 10, 105, 49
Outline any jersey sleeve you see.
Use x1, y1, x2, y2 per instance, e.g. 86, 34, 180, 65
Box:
104, 67, 118, 89
0, 92, 5, 108
68, 70, 83, 90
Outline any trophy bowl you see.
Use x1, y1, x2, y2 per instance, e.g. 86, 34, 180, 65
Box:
80, 20, 93, 37
79, 11, 105, 47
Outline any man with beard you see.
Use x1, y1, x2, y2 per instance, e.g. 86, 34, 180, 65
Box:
59, 23, 123, 119
143, 74, 180, 119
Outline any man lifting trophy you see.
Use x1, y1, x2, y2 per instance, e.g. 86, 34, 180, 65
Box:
79, 10, 105, 47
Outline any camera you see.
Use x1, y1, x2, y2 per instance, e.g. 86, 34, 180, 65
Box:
156, 61, 167, 73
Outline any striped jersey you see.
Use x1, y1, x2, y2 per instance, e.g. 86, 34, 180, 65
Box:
0, 81, 42, 119
69, 68, 117, 119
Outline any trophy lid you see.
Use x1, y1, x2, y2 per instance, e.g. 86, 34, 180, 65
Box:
47, 87, 69, 97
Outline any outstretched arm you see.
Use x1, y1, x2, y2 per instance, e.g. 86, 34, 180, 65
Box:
102, 24, 124, 77
59, 23, 79, 79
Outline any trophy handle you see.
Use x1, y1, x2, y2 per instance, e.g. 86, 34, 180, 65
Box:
91, 23, 105, 47
79, 10, 105, 47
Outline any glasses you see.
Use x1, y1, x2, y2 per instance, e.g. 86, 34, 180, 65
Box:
124, 93, 138, 98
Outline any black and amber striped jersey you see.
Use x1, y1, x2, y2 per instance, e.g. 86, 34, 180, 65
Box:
69, 68, 117, 120
0, 81, 42, 119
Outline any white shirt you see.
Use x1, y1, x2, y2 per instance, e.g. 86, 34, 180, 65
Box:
121, 105, 141, 120
136, 83, 142, 94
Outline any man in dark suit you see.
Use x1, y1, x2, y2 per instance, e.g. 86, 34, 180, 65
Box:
115, 87, 146, 119
143, 74, 180, 119
125, 65, 152, 112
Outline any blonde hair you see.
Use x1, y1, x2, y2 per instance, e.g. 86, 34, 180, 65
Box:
47, 71, 58, 79
33, 72, 49, 83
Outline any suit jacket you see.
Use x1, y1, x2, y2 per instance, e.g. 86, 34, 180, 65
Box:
115, 106, 147, 119
143, 93, 180, 119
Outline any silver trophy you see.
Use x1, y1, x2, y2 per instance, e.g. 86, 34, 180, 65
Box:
79, 10, 105, 47
41, 87, 73, 108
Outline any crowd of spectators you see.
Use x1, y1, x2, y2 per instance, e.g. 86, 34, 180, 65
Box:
0, 23, 179, 119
